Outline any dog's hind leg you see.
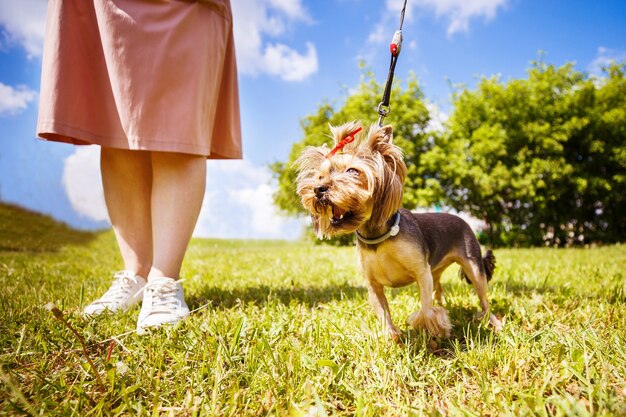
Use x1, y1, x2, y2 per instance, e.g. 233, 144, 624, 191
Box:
432, 258, 454, 306
458, 257, 503, 332
432, 270, 444, 305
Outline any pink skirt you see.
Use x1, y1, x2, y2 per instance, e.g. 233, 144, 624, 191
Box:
37, 0, 242, 159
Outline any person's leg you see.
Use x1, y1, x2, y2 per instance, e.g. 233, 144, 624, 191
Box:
137, 151, 206, 332
101, 147, 153, 277
84, 147, 153, 315
148, 151, 206, 279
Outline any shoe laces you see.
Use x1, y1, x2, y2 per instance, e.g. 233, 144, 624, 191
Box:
93, 271, 142, 306
141, 278, 185, 314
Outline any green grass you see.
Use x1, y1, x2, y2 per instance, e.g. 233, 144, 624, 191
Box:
1, 203, 625, 416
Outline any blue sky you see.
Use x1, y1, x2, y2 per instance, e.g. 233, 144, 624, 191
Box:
0, 0, 625, 239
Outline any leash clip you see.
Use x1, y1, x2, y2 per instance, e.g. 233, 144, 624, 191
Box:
377, 102, 390, 127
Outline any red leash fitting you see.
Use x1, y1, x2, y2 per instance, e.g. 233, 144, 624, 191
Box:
390, 30, 402, 57
326, 127, 362, 158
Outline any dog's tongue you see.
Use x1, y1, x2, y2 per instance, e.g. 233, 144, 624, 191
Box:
333, 206, 347, 220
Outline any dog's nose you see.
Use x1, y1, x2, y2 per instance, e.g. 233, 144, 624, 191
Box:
314, 185, 329, 198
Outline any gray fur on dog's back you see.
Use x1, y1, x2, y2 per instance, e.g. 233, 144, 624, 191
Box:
402, 210, 485, 273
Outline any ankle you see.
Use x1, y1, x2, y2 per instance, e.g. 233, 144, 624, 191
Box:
147, 267, 179, 281
121, 264, 151, 280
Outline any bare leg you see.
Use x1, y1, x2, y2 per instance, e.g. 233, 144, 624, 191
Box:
101, 148, 153, 278
366, 281, 402, 342
148, 152, 206, 279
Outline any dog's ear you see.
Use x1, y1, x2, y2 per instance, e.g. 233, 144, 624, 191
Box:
365, 124, 393, 152
366, 125, 404, 176
367, 124, 407, 227
379, 124, 393, 144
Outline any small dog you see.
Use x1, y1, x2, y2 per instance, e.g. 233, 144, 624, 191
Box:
295, 122, 503, 341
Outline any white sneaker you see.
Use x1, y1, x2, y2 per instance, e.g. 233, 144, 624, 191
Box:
83, 271, 147, 316
136, 277, 190, 334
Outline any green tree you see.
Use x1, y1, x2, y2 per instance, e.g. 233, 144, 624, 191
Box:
425, 61, 626, 246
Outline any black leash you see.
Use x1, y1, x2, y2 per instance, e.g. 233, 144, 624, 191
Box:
378, 0, 408, 126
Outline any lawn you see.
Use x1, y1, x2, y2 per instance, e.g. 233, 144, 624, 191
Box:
1, 203, 625, 416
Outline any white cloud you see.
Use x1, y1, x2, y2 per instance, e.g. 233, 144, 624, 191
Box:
385, 0, 416, 24
0, 0, 47, 58
424, 103, 448, 133
231, 0, 318, 82
267, 0, 308, 19
62, 147, 109, 222
0, 82, 37, 115
414, 0, 508, 36
588, 46, 626, 76
261, 42, 318, 82
370, 0, 508, 45
62, 147, 302, 240
195, 159, 302, 239
368, 23, 387, 44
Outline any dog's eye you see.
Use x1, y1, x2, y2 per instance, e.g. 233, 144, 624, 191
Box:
346, 168, 359, 176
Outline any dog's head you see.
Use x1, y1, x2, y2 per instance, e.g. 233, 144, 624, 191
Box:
295, 122, 406, 239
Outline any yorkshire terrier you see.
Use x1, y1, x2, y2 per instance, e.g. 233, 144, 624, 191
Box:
295, 122, 503, 341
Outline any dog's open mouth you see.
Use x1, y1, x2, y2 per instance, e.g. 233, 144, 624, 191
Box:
330, 205, 353, 226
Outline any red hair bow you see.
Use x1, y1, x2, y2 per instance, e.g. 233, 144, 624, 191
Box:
326, 127, 362, 158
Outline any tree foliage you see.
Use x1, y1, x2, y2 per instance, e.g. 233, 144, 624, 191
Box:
272, 62, 626, 246
427, 62, 626, 246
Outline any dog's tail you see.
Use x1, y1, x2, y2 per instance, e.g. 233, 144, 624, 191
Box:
459, 250, 496, 283
483, 250, 496, 281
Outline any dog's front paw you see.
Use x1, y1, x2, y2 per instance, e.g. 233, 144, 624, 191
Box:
407, 307, 452, 338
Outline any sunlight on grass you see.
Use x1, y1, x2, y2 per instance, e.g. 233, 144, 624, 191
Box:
1, 210, 625, 415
